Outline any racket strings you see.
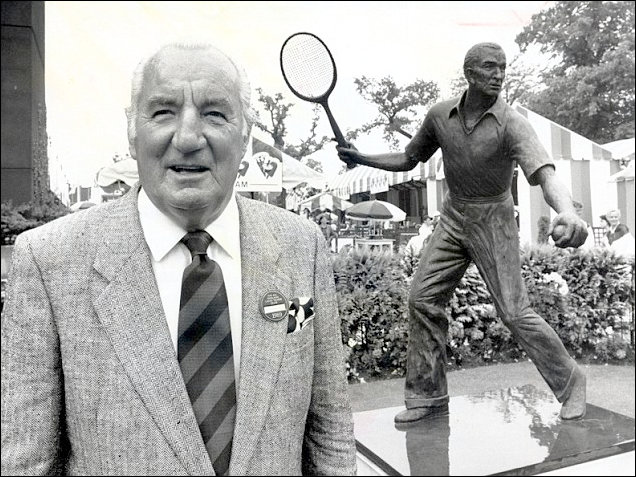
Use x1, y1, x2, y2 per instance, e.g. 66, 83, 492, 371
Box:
281, 36, 335, 99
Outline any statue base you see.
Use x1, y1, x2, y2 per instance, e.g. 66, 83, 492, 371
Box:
354, 384, 635, 475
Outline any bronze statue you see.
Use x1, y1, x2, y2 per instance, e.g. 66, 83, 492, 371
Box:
338, 43, 588, 424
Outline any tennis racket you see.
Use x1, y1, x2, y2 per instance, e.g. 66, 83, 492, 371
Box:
280, 32, 355, 168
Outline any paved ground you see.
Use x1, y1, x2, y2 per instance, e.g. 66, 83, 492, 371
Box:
348, 360, 635, 418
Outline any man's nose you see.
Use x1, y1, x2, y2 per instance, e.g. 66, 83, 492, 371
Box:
172, 109, 205, 153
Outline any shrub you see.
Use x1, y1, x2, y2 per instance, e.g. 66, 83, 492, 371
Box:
335, 244, 635, 382
1, 191, 70, 245
523, 245, 634, 361
333, 248, 409, 381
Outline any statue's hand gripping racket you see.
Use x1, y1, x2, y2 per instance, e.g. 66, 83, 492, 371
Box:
280, 32, 356, 168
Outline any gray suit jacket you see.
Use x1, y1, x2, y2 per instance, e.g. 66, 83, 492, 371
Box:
1, 187, 356, 476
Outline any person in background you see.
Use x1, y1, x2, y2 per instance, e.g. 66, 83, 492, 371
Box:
604, 208, 630, 246
603, 209, 634, 257
2, 42, 356, 476
317, 209, 336, 247
403, 216, 435, 276
337, 42, 588, 425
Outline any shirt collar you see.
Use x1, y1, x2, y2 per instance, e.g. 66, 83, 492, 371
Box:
138, 188, 240, 262
449, 90, 505, 126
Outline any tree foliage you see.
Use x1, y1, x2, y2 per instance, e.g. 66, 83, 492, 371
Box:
516, 1, 635, 143
349, 76, 440, 150
253, 87, 329, 169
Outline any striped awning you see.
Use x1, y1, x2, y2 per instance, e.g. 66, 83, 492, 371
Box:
514, 105, 613, 161
328, 150, 444, 199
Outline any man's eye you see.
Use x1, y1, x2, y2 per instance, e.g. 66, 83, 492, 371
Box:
152, 109, 173, 118
204, 111, 226, 120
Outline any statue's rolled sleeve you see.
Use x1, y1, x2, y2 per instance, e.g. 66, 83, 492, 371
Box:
507, 111, 554, 186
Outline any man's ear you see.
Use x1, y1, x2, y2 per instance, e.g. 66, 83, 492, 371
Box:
241, 123, 253, 155
127, 134, 137, 159
125, 107, 137, 158
464, 68, 474, 85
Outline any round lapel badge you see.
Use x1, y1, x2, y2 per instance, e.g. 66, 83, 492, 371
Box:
260, 291, 289, 323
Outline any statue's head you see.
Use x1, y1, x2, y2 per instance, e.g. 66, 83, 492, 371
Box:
463, 43, 506, 98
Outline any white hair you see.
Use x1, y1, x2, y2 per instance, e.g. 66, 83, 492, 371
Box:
125, 42, 255, 143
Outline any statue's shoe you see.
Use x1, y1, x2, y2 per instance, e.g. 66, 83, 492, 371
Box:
394, 404, 449, 429
560, 366, 587, 420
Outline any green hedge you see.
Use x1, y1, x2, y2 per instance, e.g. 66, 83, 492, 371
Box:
334, 245, 635, 382
1, 191, 71, 245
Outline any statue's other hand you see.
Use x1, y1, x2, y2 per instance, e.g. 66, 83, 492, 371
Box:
549, 212, 588, 248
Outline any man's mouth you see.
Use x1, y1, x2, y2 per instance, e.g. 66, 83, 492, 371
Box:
169, 165, 209, 173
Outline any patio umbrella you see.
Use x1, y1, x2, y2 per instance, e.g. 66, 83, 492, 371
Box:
345, 200, 406, 221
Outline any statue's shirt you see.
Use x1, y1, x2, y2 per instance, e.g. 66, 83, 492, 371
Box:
407, 92, 553, 198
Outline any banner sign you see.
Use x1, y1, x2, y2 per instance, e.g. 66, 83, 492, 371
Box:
235, 137, 283, 192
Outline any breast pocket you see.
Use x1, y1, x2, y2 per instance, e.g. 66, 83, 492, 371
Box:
285, 320, 314, 353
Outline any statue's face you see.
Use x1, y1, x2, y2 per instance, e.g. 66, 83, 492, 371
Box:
467, 48, 506, 98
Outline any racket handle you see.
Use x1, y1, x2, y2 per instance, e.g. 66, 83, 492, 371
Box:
321, 100, 347, 148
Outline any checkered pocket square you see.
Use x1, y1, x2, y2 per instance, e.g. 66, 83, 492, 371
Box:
287, 297, 314, 334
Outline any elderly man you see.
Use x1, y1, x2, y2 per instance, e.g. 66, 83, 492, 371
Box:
338, 42, 588, 425
2, 43, 356, 476
604, 208, 630, 245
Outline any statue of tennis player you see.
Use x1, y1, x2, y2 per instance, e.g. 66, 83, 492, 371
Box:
337, 42, 588, 424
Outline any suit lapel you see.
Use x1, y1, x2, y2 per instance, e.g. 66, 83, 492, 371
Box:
230, 196, 291, 475
91, 186, 214, 475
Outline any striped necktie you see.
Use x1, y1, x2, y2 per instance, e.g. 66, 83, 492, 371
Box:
178, 231, 236, 475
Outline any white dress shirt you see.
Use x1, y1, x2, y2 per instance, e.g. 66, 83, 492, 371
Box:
137, 188, 242, 380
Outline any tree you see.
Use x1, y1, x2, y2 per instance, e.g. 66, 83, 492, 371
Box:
349, 76, 440, 150
515, 1, 635, 143
254, 87, 330, 169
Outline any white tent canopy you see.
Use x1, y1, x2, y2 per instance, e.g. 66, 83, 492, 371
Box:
278, 150, 326, 190
297, 192, 353, 212
603, 138, 635, 163
96, 158, 138, 188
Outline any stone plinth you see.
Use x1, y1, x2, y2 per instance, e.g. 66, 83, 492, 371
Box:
354, 384, 635, 475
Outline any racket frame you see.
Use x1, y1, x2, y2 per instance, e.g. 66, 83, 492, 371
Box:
280, 32, 348, 149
